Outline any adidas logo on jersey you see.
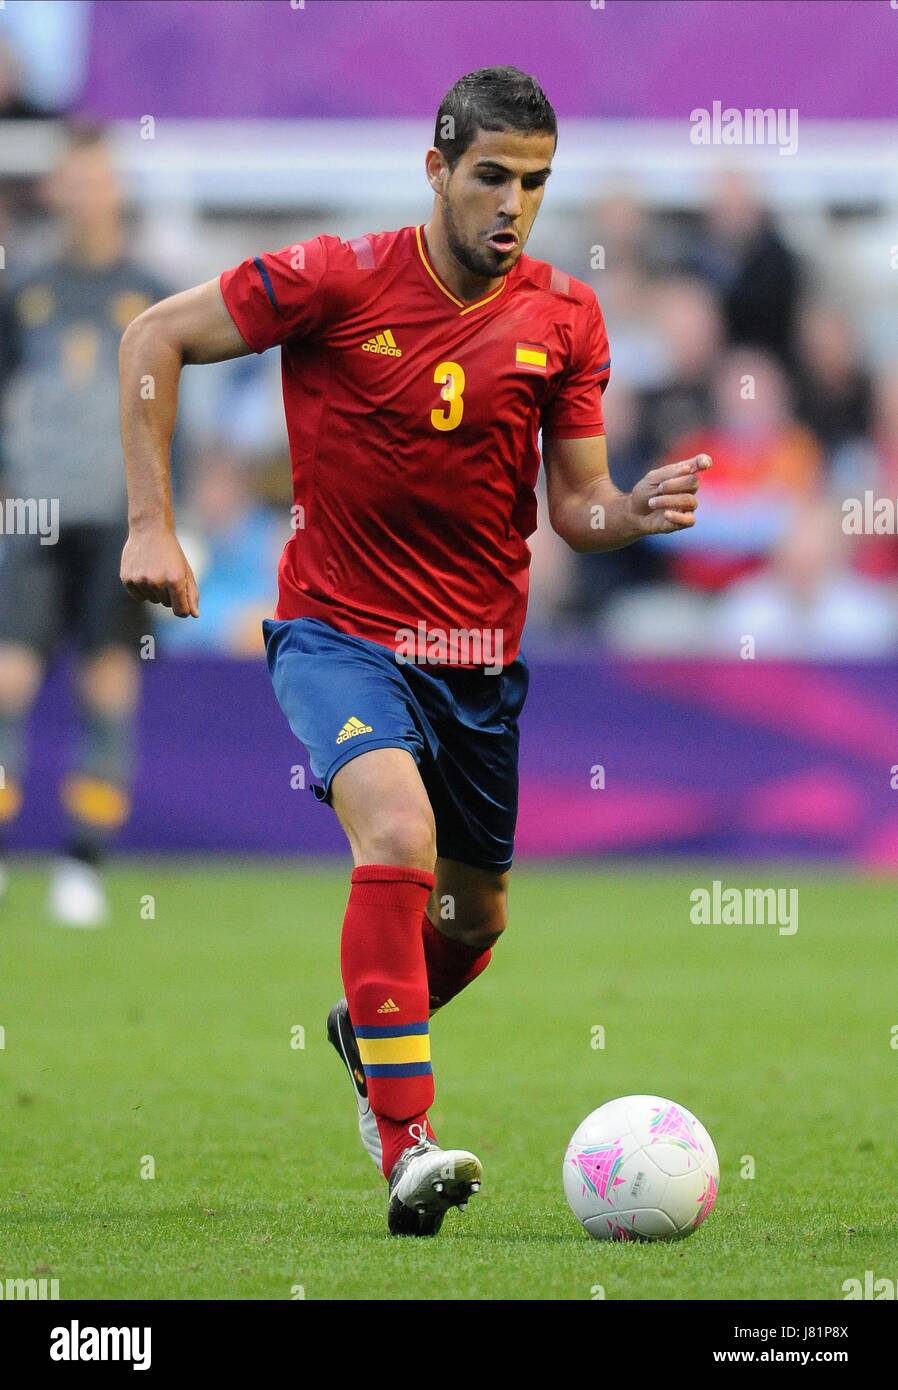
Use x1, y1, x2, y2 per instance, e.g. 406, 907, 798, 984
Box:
362, 329, 402, 357
336, 715, 373, 744
377, 997, 400, 1013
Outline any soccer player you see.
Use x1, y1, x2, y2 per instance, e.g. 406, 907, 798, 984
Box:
119, 67, 710, 1235
0, 122, 172, 925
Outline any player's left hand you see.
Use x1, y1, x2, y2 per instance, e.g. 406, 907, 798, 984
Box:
627, 454, 711, 534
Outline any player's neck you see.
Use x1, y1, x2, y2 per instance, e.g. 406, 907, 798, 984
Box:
421, 219, 504, 304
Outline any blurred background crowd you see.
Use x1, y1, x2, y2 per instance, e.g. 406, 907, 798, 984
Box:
2, 0, 898, 662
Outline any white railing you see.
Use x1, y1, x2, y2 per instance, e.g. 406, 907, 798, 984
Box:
1, 118, 897, 210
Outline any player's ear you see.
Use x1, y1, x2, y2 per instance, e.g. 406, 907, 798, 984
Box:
424, 148, 449, 198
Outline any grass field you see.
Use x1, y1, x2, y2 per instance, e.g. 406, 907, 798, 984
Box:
1, 861, 894, 1301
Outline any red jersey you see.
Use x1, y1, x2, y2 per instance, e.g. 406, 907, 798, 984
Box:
219, 224, 610, 665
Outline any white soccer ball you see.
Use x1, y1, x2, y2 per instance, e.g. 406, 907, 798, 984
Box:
563, 1094, 719, 1241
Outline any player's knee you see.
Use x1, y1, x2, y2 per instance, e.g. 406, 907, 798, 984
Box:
362, 812, 437, 872
452, 889, 508, 949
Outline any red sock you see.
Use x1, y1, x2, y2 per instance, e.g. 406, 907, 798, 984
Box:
341, 864, 437, 1177
422, 913, 492, 1013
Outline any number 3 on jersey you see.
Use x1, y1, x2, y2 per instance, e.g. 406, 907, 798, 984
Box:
431, 360, 465, 432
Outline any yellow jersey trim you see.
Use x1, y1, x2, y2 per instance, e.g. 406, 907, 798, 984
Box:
415, 225, 507, 316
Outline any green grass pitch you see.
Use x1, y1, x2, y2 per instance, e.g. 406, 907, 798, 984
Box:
1, 862, 894, 1300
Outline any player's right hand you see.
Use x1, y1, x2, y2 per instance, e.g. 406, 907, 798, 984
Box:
120, 526, 200, 618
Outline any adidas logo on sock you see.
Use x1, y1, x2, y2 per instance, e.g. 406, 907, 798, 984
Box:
336, 715, 373, 745
377, 997, 400, 1013
361, 329, 402, 357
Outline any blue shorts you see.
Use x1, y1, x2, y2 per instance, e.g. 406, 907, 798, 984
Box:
262, 617, 530, 872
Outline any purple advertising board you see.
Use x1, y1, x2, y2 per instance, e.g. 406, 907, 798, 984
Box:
12, 655, 898, 867
78, 0, 898, 121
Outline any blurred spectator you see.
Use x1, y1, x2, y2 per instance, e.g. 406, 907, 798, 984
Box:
164, 450, 285, 658
604, 495, 898, 658
688, 173, 804, 374
600, 581, 711, 655
0, 36, 53, 118
0, 1, 91, 114
639, 276, 723, 456
711, 498, 898, 657
0, 285, 16, 398
584, 192, 656, 278
794, 299, 872, 467
0, 121, 175, 925
561, 381, 667, 624
563, 277, 722, 628
581, 193, 673, 390
590, 260, 667, 391
851, 367, 898, 582
658, 350, 822, 591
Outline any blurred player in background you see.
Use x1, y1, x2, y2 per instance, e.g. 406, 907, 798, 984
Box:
118, 68, 709, 1235
0, 123, 172, 925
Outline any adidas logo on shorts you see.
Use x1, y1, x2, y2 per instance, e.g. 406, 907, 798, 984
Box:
336, 715, 373, 744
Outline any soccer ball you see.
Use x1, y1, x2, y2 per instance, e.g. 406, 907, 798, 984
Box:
563, 1094, 719, 1241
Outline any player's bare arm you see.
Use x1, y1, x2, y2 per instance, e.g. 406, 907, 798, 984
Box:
119, 277, 252, 617
543, 432, 712, 553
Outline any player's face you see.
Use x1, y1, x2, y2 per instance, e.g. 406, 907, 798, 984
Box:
441, 128, 555, 278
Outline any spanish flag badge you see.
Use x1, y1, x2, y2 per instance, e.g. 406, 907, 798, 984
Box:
515, 341, 548, 375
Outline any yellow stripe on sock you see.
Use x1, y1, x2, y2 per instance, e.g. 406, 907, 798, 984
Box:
357, 1034, 432, 1066
62, 776, 130, 829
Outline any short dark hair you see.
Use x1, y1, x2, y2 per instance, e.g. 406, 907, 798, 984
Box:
434, 66, 557, 169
